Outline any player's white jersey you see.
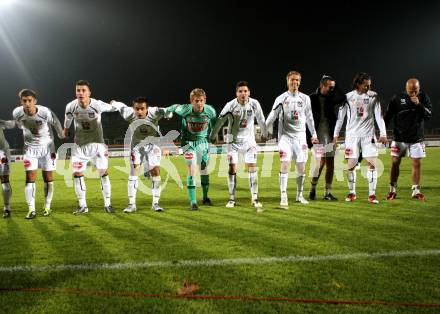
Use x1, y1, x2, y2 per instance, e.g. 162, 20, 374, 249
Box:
112, 101, 166, 147
210, 97, 266, 144
64, 98, 117, 146
334, 90, 386, 138
13, 105, 63, 150
266, 91, 317, 140
0, 120, 15, 151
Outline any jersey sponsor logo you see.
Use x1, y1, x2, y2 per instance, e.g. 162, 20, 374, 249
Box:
357, 105, 364, 118
391, 145, 400, 154
186, 115, 209, 132
240, 118, 248, 128
279, 150, 287, 159
345, 148, 353, 156
23, 159, 32, 168
184, 152, 194, 160
73, 161, 83, 170
291, 110, 299, 121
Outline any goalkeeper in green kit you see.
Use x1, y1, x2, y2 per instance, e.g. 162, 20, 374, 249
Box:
166, 88, 217, 210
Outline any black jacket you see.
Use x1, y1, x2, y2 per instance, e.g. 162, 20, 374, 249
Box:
384, 92, 432, 143
306, 85, 346, 147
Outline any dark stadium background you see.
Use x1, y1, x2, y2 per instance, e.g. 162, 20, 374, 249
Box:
0, 0, 439, 147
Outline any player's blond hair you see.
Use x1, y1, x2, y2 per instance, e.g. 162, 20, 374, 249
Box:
190, 88, 207, 100
286, 71, 302, 81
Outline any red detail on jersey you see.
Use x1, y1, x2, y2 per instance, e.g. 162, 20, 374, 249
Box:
131, 153, 135, 161
345, 148, 353, 156
279, 150, 287, 159
227, 153, 233, 161
73, 161, 83, 170
50, 153, 57, 160
293, 110, 299, 120
23, 159, 31, 168
153, 147, 161, 156
104, 151, 109, 158
302, 144, 308, 150
1, 157, 8, 164
391, 146, 400, 154
184, 152, 194, 160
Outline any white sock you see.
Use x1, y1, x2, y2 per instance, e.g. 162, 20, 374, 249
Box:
248, 171, 258, 201
390, 182, 397, 193
367, 169, 377, 196
228, 173, 236, 200
25, 182, 36, 211
325, 183, 332, 195
2, 182, 11, 210
279, 172, 288, 198
296, 174, 305, 198
44, 181, 54, 209
412, 185, 420, 195
152, 176, 161, 205
128, 175, 138, 206
101, 175, 111, 207
348, 170, 356, 194
74, 176, 87, 208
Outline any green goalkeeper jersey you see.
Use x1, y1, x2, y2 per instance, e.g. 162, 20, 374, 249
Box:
166, 104, 217, 144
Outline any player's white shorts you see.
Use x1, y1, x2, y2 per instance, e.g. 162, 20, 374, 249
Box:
344, 136, 378, 159
23, 146, 56, 172
278, 135, 308, 163
0, 149, 11, 176
227, 142, 257, 164
71, 143, 108, 173
131, 144, 161, 170
390, 141, 426, 159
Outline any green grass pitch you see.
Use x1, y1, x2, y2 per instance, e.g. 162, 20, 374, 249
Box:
1, 148, 439, 313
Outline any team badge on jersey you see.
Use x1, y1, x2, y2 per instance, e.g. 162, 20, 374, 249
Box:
88, 112, 95, 118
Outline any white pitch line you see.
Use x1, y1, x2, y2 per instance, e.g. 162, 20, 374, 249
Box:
0, 249, 439, 273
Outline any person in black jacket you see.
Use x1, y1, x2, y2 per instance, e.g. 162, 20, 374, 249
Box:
384, 78, 432, 201
308, 75, 346, 201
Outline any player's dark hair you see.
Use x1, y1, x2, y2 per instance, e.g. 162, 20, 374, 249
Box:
320, 75, 335, 85
76, 80, 91, 89
132, 96, 149, 107
18, 89, 37, 99
352, 72, 371, 89
236, 81, 250, 90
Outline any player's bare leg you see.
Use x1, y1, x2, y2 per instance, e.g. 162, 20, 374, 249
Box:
226, 163, 237, 208
387, 156, 401, 200
1, 175, 12, 218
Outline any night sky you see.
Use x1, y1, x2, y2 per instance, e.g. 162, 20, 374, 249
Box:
1, 0, 439, 146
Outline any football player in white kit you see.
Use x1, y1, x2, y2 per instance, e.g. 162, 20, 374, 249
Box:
13, 89, 65, 219
333, 73, 387, 204
0, 119, 15, 218
210, 81, 267, 210
64, 80, 118, 214
112, 97, 169, 212
266, 71, 319, 208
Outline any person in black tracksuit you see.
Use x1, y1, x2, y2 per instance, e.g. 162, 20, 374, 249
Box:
384, 78, 432, 200
307, 75, 346, 200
